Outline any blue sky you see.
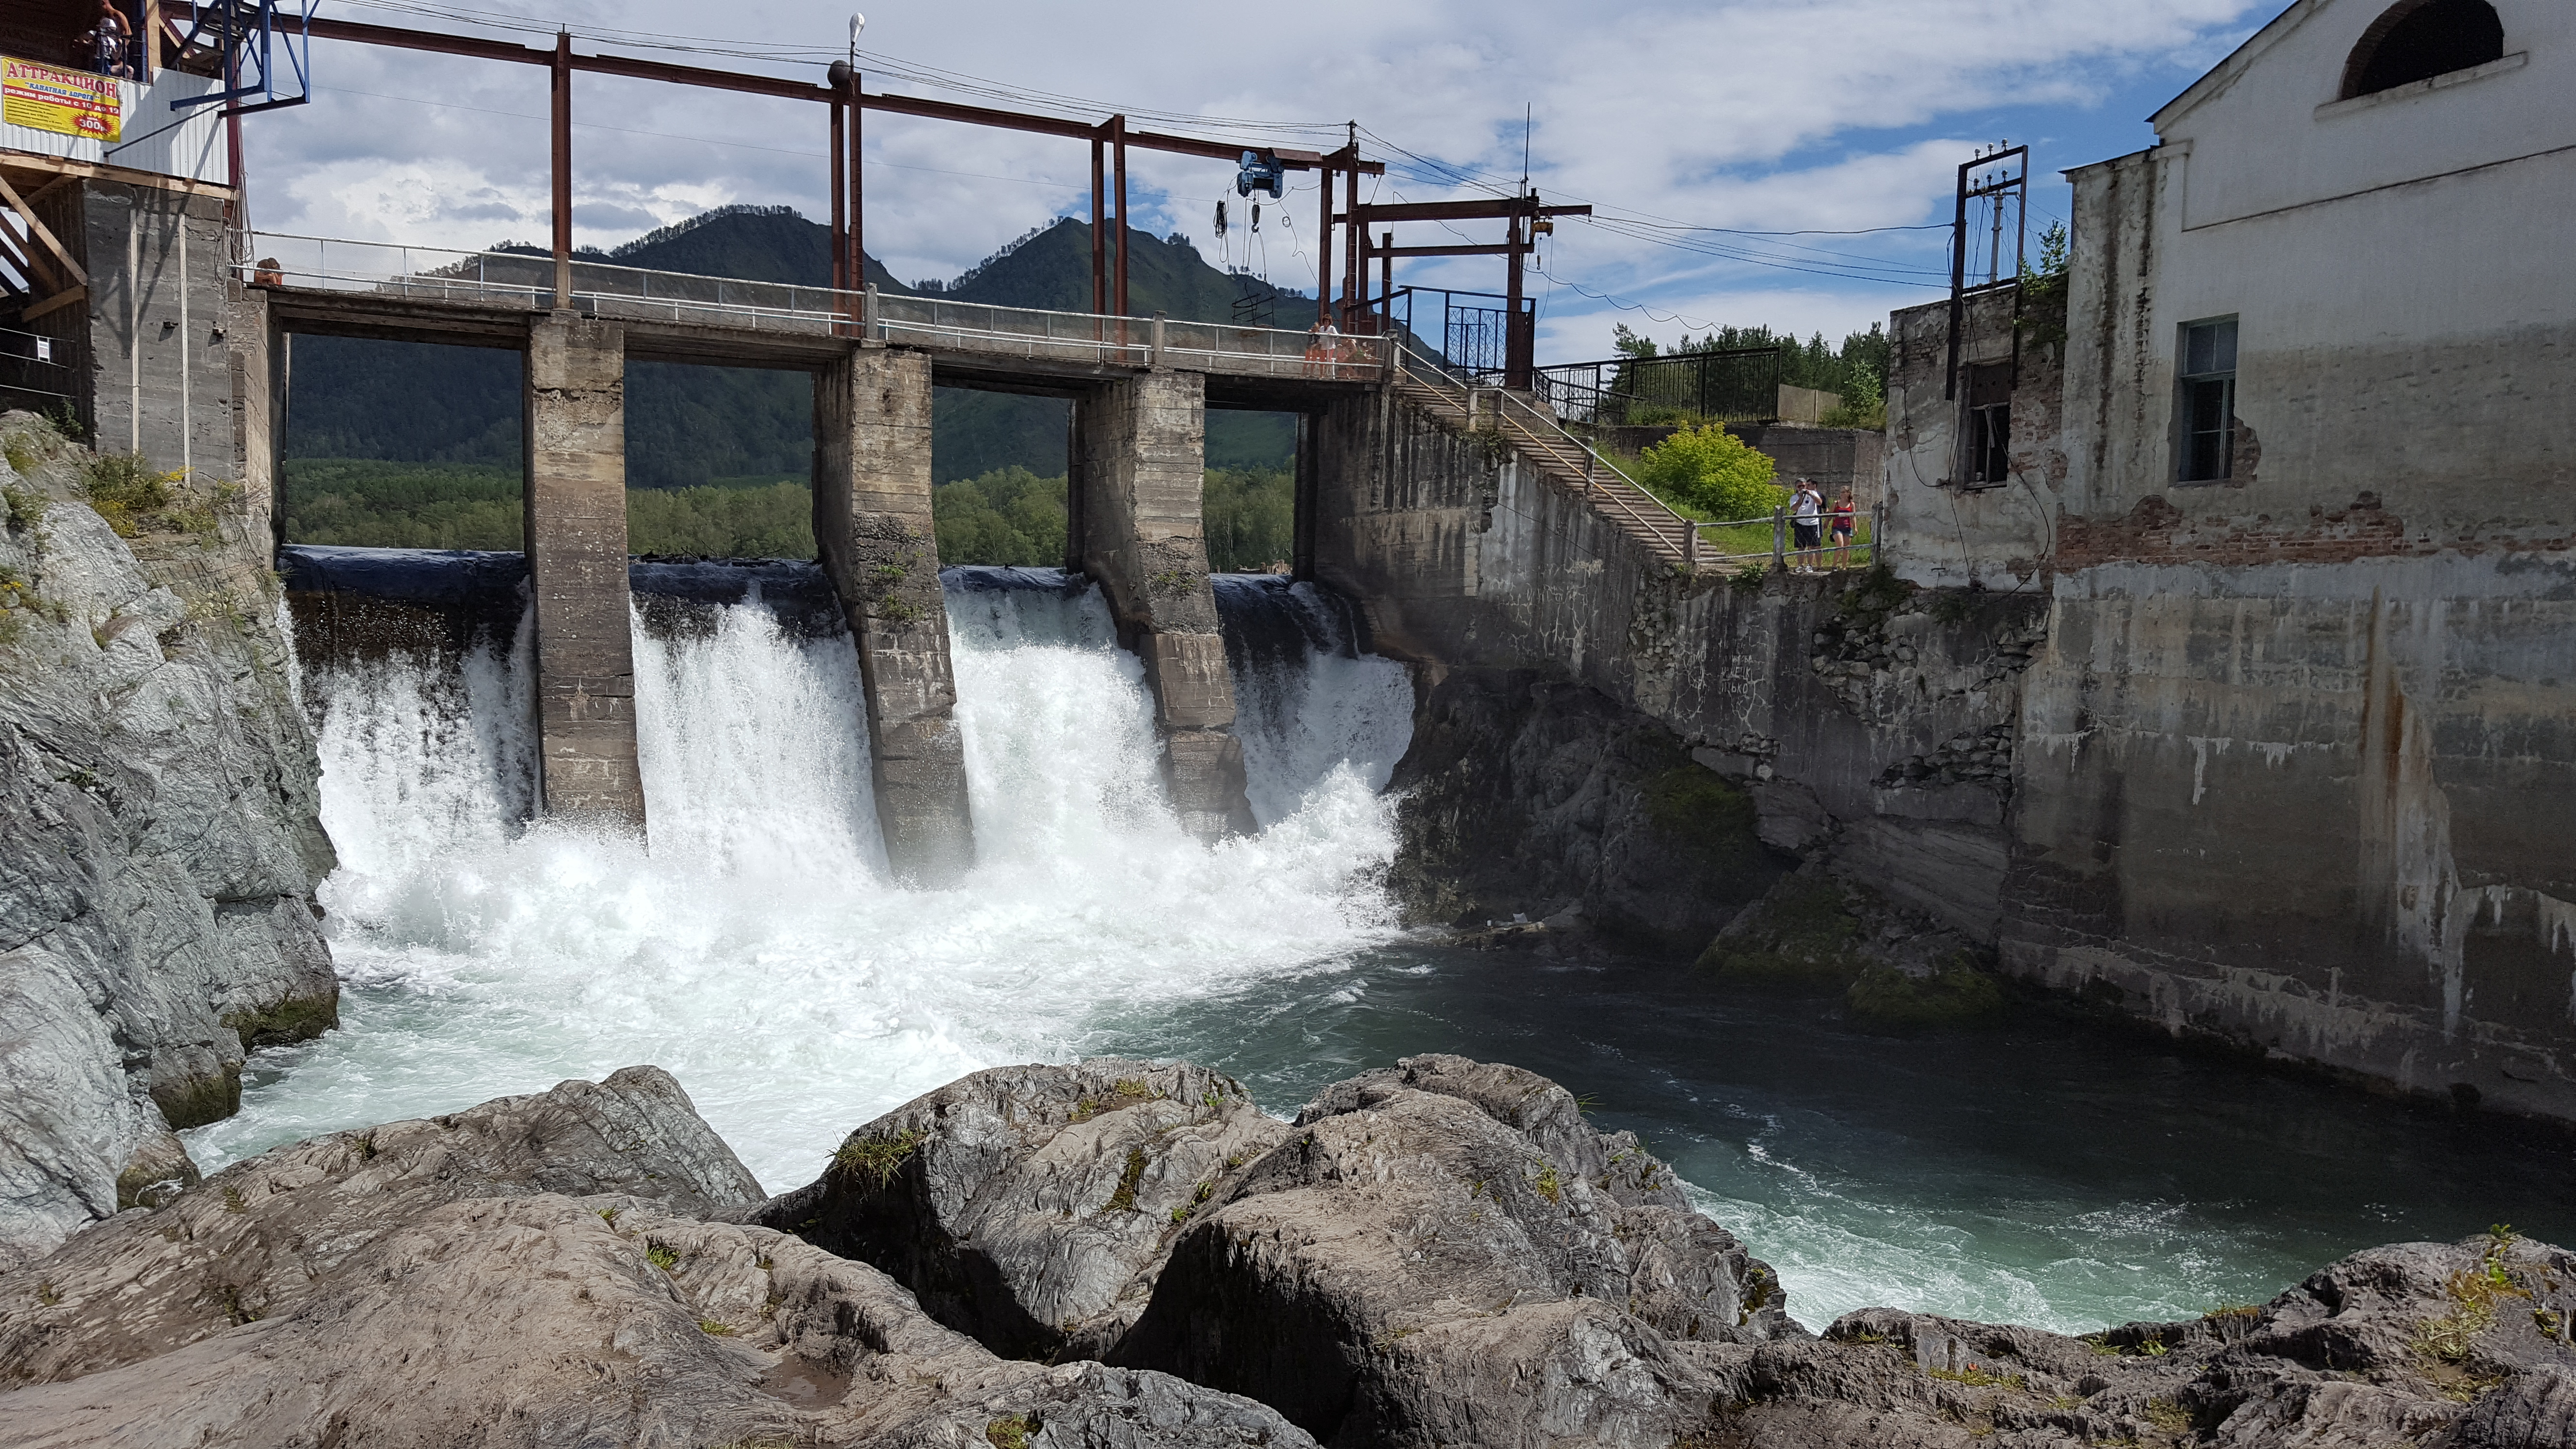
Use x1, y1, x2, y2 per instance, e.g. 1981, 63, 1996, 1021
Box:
242, 0, 2281, 360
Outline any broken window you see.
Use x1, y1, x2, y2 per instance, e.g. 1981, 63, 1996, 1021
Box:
2342, 0, 2504, 98
1961, 362, 2011, 487
2177, 318, 2238, 484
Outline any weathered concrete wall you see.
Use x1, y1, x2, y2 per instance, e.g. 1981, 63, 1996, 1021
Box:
1845, 0, 2576, 1120
74, 179, 236, 479
1883, 287, 2067, 591
1321, 388, 2037, 941
1077, 370, 1254, 840
227, 282, 275, 531
814, 347, 975, 884
521, 313, 645, 831
2009, 554, 2576, 1118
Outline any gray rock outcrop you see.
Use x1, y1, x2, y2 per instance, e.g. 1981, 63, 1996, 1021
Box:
1386, 669, 1784, 954
752, 1057, 1291, 1360
0, 413, 335, 1270
0, 1067, 1316, 1449
1109, 1053, 1798, 1447
0, 1064, 763, 1384
1695, 1230, 2576, 1447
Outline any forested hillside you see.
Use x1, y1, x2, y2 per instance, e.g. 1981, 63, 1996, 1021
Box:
282, 208, 1313, 492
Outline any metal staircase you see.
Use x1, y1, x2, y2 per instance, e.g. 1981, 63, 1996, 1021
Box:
1391, 343, 1700, 571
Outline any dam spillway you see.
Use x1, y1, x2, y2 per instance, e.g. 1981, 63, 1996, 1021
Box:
245, 550, 1416, 1184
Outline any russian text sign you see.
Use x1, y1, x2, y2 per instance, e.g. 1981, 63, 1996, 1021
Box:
3, 58, 122, 142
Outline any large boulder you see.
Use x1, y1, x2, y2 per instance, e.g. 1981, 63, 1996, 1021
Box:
0, 1067, 1314, 1449
754, 1058, 1290, 1360
0, 1195, 1315, 1449
0, 412, 337, 1271
1106, 1053, 1799, 1447
1693, 1229, 2576, 1448
0, 1065, 765, 1385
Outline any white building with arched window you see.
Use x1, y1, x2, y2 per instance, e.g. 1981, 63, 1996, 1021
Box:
1880, 0, 2576, 1118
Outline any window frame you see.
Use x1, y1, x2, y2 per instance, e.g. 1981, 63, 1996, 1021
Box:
1958, 361, 2013, 489
2175, 316, 2240, 485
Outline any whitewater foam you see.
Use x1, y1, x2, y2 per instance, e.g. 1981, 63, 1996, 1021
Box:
188, 571, 1409, 1191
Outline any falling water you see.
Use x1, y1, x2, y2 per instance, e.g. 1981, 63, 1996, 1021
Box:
190, 565, 1409, 1192
191, 557, 2576, 1337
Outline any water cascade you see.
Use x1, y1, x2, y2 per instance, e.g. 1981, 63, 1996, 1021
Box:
196, 551, 2576, 1339
199, 560, 1412, 1195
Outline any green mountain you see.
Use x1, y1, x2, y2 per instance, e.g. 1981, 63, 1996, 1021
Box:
281, 208, 1313, 490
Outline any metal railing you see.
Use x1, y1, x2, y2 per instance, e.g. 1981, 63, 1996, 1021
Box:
1534, 347, 1784, 428
237, 231, 1387, 380
1391, 338, 1884, 576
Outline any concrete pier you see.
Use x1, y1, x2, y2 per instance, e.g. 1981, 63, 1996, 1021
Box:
1076, 370, 1256, 840
522, 313, 647, 831
815, 348, 976, 884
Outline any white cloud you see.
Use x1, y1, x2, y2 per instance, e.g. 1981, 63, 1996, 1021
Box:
238, 0, 2275, 349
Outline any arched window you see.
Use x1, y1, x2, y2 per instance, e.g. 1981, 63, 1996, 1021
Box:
2341, 0, 2506, 98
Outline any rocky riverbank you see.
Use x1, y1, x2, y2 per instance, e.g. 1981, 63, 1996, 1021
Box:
0, 413, 336, 1272
3, 1053, 2568, 1448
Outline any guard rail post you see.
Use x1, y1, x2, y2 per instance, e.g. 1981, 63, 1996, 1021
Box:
1150, 311, 1166, 369
1684, 515, 1698, 569
1583, 449, 1596, 497
1772, 506, 1788, 572
862, 283, 879, 343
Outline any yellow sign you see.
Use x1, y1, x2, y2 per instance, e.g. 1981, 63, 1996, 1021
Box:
3, 57, 122, 143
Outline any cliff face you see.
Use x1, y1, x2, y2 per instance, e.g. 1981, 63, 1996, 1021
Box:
0, 411, 336, 1271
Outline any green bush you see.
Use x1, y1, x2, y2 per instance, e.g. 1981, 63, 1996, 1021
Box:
1203, 466, 1293, 573
81, 453, 177, 536
1634, 424, 1783, 523
933, 467, 1066, 567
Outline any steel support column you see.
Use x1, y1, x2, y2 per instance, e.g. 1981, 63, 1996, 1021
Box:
1111, 113, 1129, 317
549, 31, 571, 309
1090, 132, 1106, 316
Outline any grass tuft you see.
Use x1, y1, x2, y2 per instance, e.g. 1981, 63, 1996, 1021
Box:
830, 1128, 926, 1191
1104, 1148, 1148, 1213
645, 1241, 680, 1272
984, 1413, 1037, 1449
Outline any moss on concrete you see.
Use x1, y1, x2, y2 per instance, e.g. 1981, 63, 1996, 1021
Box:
223, 989, 340, 1052
1694, 875, 1871, 988
153, 1063, 242, 1131
1642, 764, 1762, 872
1845, 952, 2007, 1030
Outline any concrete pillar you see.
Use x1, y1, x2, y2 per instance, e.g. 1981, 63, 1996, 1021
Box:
815, 347, 976, 884
523, 313, 647, 832
226, 281, 277, 549
1076, 370, 1256, 840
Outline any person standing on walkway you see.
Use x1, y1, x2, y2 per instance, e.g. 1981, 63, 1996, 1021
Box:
88, 0, 132, 79
1829, 489, 1857, 569
1790, 479, 1824, 572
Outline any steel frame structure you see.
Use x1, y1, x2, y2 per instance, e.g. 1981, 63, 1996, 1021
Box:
1942, 142, 2028, 402
248, 9, 1385, 318
1345, 195, 1589, 389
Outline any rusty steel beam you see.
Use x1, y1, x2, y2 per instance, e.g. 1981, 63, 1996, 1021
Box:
1091, 131, 1106, 315
829, 95, 846, 293
1111, 114, 1128, 317
550, 32, 571, 308
1365, 242, 1531, 258
1342, 199, 1589, 224
296, 14, 1387, 173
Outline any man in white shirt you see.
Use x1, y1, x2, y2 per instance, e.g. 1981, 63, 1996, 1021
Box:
1790, 480, 1824, 572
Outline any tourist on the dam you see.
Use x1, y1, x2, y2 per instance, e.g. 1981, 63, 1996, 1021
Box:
1830, 489, 1857, 569
1791, 479, 1824, 571
84, 1, 132, 79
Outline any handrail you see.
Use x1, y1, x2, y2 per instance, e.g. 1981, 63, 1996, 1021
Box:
1394, 338, 1701, 565
1389, 338, 1882, 575
236, 231, 1386, 379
